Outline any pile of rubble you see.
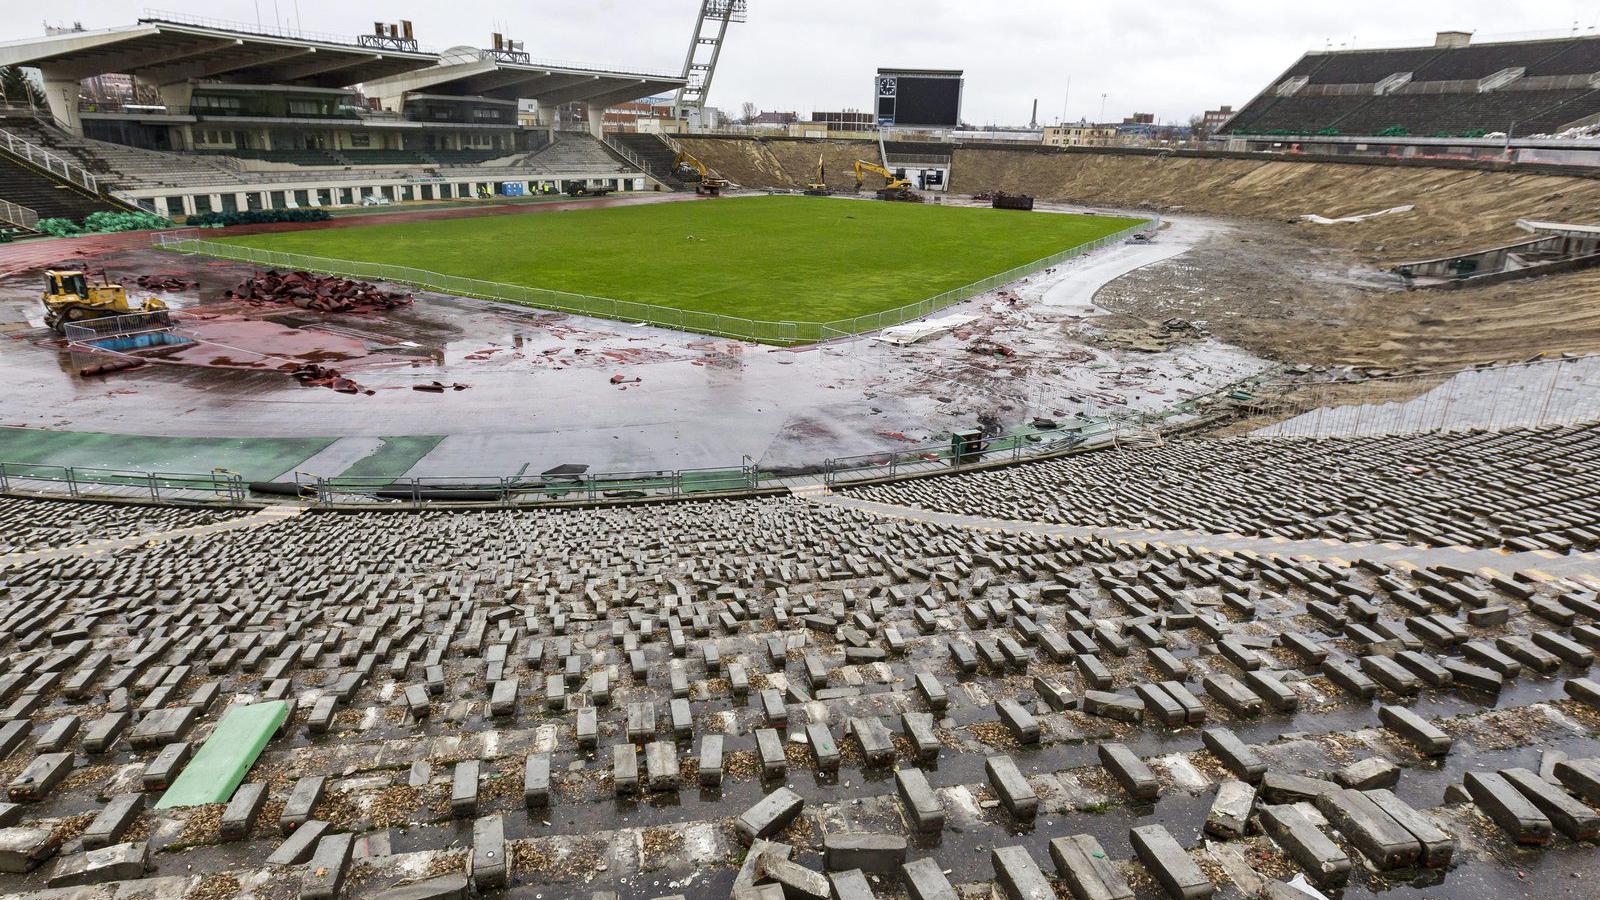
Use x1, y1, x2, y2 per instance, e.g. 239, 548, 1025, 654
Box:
132, 275, 195, 291
287, 363, 372, 395
226, 270, 412, 314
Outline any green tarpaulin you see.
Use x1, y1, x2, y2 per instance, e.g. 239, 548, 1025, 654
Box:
155, 700, 287, 809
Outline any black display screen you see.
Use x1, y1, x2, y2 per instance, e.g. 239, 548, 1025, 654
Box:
887, 76, 960, 126
876, 73, 960, 126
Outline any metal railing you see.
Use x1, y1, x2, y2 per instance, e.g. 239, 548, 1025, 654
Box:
297, 464, 764, 508
4, 354, 1594, 510
0, 363, 1266, 509
62, 311, 176, 343
0, 127, 101, 194
818, 368, 1270, 486
140, 9, 387, 48
0, 198, 39, 230
154, 217, 1157, 345
0, 462, 247, 505
598, 133, 666, 186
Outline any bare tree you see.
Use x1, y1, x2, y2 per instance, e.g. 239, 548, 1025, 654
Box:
1188, 114, 1211, 143
739, 101, 758, 124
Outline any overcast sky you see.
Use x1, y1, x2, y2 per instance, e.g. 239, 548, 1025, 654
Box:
8, 1, 1600, 124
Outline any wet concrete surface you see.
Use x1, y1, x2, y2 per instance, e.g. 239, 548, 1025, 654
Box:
0, 209, 1278, 479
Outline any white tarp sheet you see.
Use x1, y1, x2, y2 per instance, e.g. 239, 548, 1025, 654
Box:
1301, 204, 1414, 225
875, 313, 980, 346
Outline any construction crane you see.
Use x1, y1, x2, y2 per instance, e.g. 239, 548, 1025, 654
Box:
852, 159, 921, 202
674, 148, 730, 196
41, 269, 168, 334
803, 152, 830, 195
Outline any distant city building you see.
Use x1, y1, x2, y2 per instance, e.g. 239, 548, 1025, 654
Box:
603, 97, 677, 132
78, 73, 135, 109
809, 109, 875, 131
1115, 120, 1192, 146
1202, 105, 1235, 132
1123, 112, 1156, 125
1042, 122, 1117, 147
751, 110, 798, 125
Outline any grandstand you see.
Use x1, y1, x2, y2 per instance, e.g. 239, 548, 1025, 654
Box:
1222, 31, 1600, 140
0, 417, 1597, 896
0, 146, 122, 222
846, 424, 1600, 553
0, 14, 683, 220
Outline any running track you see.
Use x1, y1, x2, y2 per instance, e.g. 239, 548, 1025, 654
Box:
0, 192, 708, 278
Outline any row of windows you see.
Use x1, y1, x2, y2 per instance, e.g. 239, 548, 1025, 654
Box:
147, 179, 643, 214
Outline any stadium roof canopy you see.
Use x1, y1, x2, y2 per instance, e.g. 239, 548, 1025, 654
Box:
362, 47, 685, 110
0, 16, 686, 105
0, 19, 439, 89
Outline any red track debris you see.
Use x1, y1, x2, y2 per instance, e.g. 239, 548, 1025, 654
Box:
133, 274, 196, 291
227, 270, 412, 314
288, 363, 374, 395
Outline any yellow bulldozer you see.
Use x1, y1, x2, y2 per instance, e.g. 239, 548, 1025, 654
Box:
42, 270, 169, 334
852, 160, 921, 202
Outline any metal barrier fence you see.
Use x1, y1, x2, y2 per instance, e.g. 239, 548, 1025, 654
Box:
297, 464, 764, 508
1249, 354, 1600, 439
8, 358, 1597, 509
154, 217, 1157, 345
0, 198, 39, 231
0, 462, 247, 505
61, 310, 176, 342
61, 310, 186, 375
0, 127, 101, 194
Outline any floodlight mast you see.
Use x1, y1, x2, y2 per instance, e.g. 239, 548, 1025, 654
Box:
673, 0, 748, 125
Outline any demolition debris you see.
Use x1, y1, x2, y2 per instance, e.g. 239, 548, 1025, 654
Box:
133, 275, 196, 291
227, 271, 413, 314
289, 363, 372, 395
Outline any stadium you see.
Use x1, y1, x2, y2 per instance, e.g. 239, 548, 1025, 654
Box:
0, 3, 1598, 899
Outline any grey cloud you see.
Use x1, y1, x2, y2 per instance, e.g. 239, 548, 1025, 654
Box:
9, 1, 1600, 123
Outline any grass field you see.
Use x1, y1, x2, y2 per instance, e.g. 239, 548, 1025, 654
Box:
216, 196, 1142, 326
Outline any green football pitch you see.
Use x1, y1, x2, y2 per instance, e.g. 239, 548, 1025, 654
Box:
213, 195, 1142, 335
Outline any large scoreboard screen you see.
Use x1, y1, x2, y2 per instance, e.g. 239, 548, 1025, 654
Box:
875, 69, 963, 127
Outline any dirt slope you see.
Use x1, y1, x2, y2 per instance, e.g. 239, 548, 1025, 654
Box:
677, 137, 791, 188
679, 137, 880, 192
948, 148, 1600, 262
1094, 221, 1600, 368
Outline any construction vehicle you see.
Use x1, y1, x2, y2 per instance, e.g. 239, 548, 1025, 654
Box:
564, 181, 613, 197
804, 153, 830, 195
852, 159, 921, 202
42, 270, 169, 334
673, 148, 730, 195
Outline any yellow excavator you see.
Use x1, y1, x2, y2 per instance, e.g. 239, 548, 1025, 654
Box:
852, 159, 920, 202
673, 148, 730, 196
42, 270, 169, 334
804, 153, 830, 195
